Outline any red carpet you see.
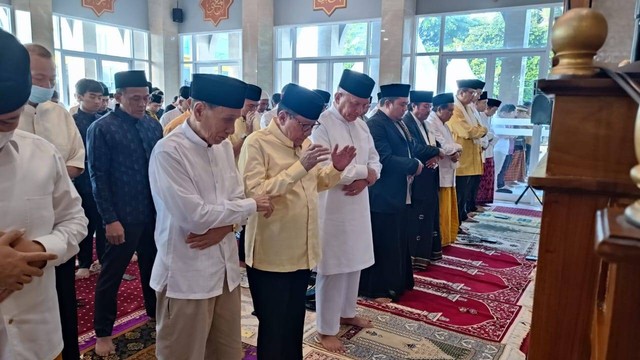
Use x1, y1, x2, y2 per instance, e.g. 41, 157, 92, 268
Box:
359, 244, 535, 344
76, 260, 147, 352
492, 206, 542, 218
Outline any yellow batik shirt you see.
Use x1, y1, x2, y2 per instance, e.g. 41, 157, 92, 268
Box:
238, 120, 342, 272
447, 107, 487, 176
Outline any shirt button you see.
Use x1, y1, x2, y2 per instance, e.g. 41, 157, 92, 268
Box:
8, 319, 13, 325
416, 236, 421, 241
418, 215, 425, 220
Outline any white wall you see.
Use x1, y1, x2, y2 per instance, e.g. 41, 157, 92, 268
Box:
52, 0, 149, 30
274, 0, 382, 26
178, 0, 242, 34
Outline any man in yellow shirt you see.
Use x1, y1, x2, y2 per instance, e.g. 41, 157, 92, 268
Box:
238, 83, 356, 360
229, 84, 262, 160
447, 79, 487, 224
162, 107, 191, 136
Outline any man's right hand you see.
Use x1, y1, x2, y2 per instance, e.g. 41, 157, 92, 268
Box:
106, 221, 125, 245
0, 230, 57, 291
186, 226, 234, 250
252, 194, 275, 218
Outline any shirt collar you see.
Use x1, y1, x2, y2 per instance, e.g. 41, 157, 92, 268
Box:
327, 105, 348, 124
76, 108, 98, 119
410, 112, 423, 125
267, 117, 295, 148
114, 107, 142, 123
181, 118, 210, 148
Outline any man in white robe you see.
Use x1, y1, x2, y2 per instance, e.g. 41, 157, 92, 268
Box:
159, 85, 190, 128
149, 74, 274, 359
0, 30, 87, 360
310, 69, 380, 353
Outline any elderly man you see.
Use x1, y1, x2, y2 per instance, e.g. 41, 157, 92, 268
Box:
149, 74, 274, 360
160, 85, 190, 128
402, 90, 443, 269
427, 93, 463, 245
448, 79, 487, 225
239, 83, 356, 360
360, 84, 422, 303
260, 90, 283, 129
17, 42, 86, 360
0, 30, 87, 360
229, 84, 262, 159
87, 70, 163, 356
310, 69, 379, 353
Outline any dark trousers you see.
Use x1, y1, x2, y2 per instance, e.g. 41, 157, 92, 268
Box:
94, 222, 157, 337
55, 257, 79, 360
407, 198, 442, 264
246, 267, 311, 360
77, 192, 106, 268
456, 176, 472, 222
360, 210, 414, 300
497, 155, 513, 189
466, 175, 482, 213
237, 228, 245, 263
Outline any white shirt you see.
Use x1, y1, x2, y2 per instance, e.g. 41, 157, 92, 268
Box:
17, 101, 85, 170
411, 112, 436, 146
260, 107, 278, 129
311, 106, 381, 275
427, 112, 462, 187
478, 112, 496, 158
159, 107, 183, 128
0, 130, 87, 360
149, 121, 257, 300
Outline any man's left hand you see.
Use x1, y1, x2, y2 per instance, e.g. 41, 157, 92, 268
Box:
186, 225, 234, 250
342, 180, 368, 196
331, 145, 357, 171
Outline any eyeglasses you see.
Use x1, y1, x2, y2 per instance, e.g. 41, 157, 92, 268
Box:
294, 117, 319, 132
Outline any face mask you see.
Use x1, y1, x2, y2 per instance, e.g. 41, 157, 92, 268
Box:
0, 130, 15, 150
29, 85, 55, 104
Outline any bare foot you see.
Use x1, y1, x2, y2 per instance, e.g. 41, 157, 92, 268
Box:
131, 253, 138, 262
75, 268, 90, 279
341, 316, 373, 328
95, 337, 115, 357
318, 333, 345, 353
373, 297, 392, 304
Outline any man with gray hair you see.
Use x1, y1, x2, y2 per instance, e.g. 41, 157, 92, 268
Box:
310, 69, 380, 352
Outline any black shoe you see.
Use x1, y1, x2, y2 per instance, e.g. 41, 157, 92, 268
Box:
496, 188, 513, 194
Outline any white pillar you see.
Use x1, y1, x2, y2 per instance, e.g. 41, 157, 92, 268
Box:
379, 0, 415, 84
242, 0, 274, 92
11, 0, 53, 50
148, 0, 180, 100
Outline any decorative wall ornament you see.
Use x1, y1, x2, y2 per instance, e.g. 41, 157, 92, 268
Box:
313, 0, 347, 16
200, 0, 234, 26
81, 0, 116, 17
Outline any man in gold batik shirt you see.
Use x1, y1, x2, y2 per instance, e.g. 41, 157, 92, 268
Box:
238, 83, 356, 360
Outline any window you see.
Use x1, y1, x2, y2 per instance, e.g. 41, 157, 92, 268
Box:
52, 15, 150, 106
408, 4, 562, 105
275, 20, 380, 96
180, 31, 242, 85
0, 6, 10, 33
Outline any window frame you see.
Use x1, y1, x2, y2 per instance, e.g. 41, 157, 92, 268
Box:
179, 30, 243, 85
408, 4, 561, 101
52, 14, 151, 106
274, 18, 381, 95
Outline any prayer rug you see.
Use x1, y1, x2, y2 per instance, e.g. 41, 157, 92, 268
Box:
414, 261, 531, 304
492, 206, 542, 218
472, 211, 541, 229
457, 220, 540, 256
77, 260, 148, 352
358, 284, 522, 343
302, 306, 523, 360
442, 245, 535, 277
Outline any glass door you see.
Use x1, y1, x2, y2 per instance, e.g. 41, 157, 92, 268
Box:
492, 54, 543, 106
296, 61, 329, 91
62, 55, 97, 105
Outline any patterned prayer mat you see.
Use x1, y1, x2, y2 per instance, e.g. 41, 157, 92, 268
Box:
77, 260, 148, 352
491, 206, 542, 218
472, 211, 541, 229
302, 306, 524, 360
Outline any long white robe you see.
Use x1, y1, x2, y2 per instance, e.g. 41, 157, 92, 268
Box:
311, 105, 381, 275
427, 112, 462, 188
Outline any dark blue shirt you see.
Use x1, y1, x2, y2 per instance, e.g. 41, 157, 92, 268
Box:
72, 109, 100, 194
87, 107, 163, 225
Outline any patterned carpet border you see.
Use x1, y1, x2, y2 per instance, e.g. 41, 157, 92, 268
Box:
491, 206, 542, 218
443, 244, 536, 279
79, 309, 150, 353
303, 306, 516, 360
